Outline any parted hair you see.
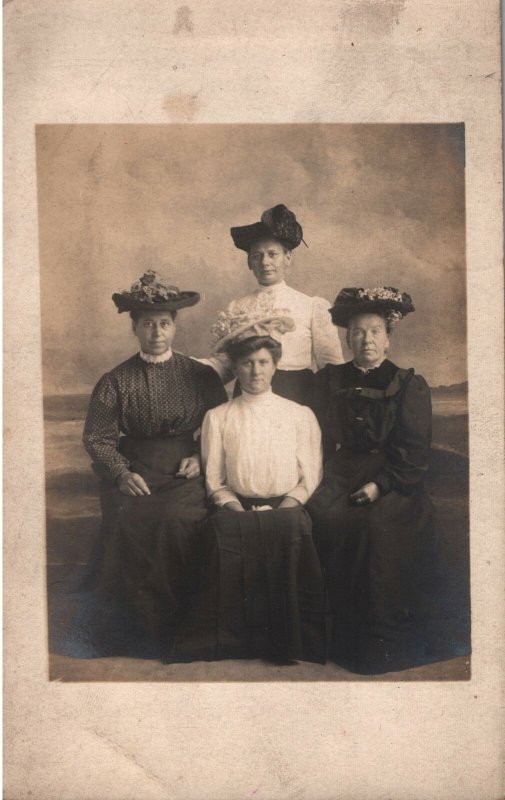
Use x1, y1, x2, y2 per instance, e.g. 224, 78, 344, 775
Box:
227, 335, 282, 364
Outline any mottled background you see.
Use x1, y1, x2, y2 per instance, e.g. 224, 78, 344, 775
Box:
36, 123, 466, 393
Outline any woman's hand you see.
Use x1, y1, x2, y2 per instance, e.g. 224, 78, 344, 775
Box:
349, 482, 380, 506
118, 470, 151, 496
278, 496, 301, 509
223, 501, 245, 512
176, 455, 201, 479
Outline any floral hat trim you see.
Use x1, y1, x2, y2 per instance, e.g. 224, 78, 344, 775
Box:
329, 286, 415, 328
112, 270, 199, 313
211, 292, 296, 353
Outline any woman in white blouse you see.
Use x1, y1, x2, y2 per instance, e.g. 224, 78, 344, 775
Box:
171, 307, 328, 665
206, 204, 343, 407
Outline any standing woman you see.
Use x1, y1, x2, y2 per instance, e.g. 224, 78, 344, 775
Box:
207, 204, 343, 406
172, 300, 328, 664
62, 271, 227, 659
308, 287, 437, 674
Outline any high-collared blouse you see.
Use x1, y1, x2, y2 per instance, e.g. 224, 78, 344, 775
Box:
207, 281, 344, 382
83, 350, 228, 479
201, 389, 323, 506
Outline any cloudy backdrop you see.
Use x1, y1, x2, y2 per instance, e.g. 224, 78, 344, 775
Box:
36, 123, 466, 393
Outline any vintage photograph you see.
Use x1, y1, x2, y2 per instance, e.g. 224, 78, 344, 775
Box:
38, 123, 470, 681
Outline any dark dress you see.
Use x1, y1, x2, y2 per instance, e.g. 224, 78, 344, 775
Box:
307, 359, 438, 674
171, 497, 329, 665
59, 352, 227, 659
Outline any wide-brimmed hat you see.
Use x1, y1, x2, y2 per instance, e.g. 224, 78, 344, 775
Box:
329, 287, 415, 328
210, 293, 295, 354
230, 204, 305, 252
112, 270, 200, 313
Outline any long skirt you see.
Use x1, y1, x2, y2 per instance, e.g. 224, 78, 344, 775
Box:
307, 449, 438, 674
234, 368, 315, 408
170, 496, 329, 664
58, 435, 209, 659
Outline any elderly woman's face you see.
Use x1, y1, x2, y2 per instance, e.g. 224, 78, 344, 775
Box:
247, 238, 291, 286
133, 311, 176, 355
347, 313, 389, 368
235, 347, 276, 395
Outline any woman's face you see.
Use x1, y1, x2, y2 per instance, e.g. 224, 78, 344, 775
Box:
347, 313, 390, 368
234, 347, 276, 394
247, 238, 291, 286
133, 311, 176, 355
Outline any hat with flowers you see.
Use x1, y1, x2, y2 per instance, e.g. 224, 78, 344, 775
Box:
329, 287, 415, 328
230, 204, 306, 252
210, 292, 296, 353
112, 270, 200, 313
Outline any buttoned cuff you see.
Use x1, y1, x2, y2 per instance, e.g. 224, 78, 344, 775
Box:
285, 485, 308, 505
212, 488, 241, 507
374, 473, 394, 496
110, 460, 130, 481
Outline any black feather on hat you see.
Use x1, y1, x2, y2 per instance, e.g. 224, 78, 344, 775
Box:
230, 204, 305, 252
329, 287, 415, 328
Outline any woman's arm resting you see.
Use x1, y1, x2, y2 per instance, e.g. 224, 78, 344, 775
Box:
349, 482, 380, 506
117, 470, 151, 496
176, 454, 201, 479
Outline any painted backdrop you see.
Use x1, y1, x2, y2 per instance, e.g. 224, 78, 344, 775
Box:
37, 124, 466, 393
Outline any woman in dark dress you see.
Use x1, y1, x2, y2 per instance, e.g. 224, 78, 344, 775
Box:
307, 287, 437, 674
61, 271, 227, 659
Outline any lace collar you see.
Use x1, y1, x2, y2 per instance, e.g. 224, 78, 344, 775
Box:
352, 358, 386, 375
139, 349, 173, 364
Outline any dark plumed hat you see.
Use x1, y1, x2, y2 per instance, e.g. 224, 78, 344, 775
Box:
329, 287, 415, 328
112, 271, 200, 313
230, 204, 305, 252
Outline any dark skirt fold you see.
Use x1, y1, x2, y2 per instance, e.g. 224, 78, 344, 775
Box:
171, 502, 329, 664
57, 436, 209, 659
307, 450, 458, 674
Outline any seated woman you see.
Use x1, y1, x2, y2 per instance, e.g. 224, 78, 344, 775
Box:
171, 302, 328, 664
60, 271, 227, 659
307, 287, 437, 674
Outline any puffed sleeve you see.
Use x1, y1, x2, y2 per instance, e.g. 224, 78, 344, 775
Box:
193, 353, 235, 385
311, 296, 344, 369
198, 363, 229, 410
201, 406, 240, 507
82, 373, 130, 480
286, 407, 323, 505
374, 374, 432, 495
310, 366, 334, 462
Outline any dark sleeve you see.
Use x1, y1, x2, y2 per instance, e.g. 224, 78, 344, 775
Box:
374, 374, 432, 495
191, 365, 228, 455
199, 364, 229, 411
311, 367, 334, 463
82, 373, 130, 480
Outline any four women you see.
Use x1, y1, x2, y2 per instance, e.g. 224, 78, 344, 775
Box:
72, 208, 444, 672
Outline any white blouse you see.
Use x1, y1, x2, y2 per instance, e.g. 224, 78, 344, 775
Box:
201, 390, 323, 507
204, 281, 344, 383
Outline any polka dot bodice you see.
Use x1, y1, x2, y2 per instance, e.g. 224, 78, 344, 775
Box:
83, 352, 227, 478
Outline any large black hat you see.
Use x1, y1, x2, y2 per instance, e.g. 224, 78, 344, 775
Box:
112, 271, 200, 313
329, 287, 415, 328
230, 204, 304, 252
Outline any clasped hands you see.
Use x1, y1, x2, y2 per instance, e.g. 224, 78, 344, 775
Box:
349, 481, 380, 506
118, 454, 201, 496
223, 496, 301, 512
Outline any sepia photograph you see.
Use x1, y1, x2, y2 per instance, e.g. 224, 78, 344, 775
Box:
38, 123, 471, 682
5, 1, 503, 797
